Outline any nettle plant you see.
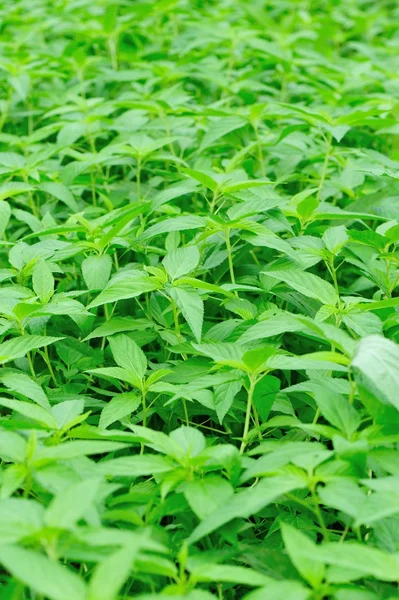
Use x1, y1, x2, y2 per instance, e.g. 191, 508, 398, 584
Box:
1, 0, 399, 599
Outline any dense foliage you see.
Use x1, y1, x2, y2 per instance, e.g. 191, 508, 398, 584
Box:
1, 0, 399, 598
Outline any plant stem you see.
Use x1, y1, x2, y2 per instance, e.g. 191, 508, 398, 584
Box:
43, 345, 57, 387
108, 35, 118, 70
310, 484, 330, 541
253, 124, 266, 177
136, 157, 141, 201
140, 390, 147, 455
317, 131, 332, 201
225, 229, 237, 292
27, 352, 36, 378
240, 376, 256, 454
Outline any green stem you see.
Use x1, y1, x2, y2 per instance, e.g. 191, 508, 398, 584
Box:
225, 229, 237, 292
101, 304, 110, 350
43, 345, 57, 387
27, 352, 36, 378
209, 190, 219, 214
182, 399, 189, 426
136, 157, 141, 201
240, 376, 256, 454
108, 35, 118, 70
140, 390, 147, 455
317, 131, 332, 201
253, 124, 265, 177
310, 484, 329, 541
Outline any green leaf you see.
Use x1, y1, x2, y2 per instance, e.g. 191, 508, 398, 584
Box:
181, 168, 218, 192
0, 545, 87, 600
169, 287, 204, 343
83, 317, 153, 342
267, 352, 348, 372
109, 334, 147, 380
265, 268, 339, 305
253, 375, 281, 422
182, 476, 234, 519
0, 335, 62, 365
214, 379, 242, 423
45, 478, 101, 529
0, 397, 57, 428
187, 473, 306, 544
88, 276, 161, 308
0, 498, 44, 542
140, 215, 206, 241
302, 542, 399, 582
36, 441, 129, 461
32, 260, 54, 303
309, 381, 360, 437
40, 182, 79, 212
190, 562, 270, 587
281, 523, 325, 588
97, 454, 177, 477
0, 430, 27, 462
0, 201, 11, 237
322, 225, 348, 253
99, 392, 140, 430
200, 116, 247, 150
0, 371, 50, 410
244, 581, 311, 600
0, 182, 35, 201
352, 335, 399, 411
163, 246, 200, 280
82, 254, 112, 291
88, 542, 138, 600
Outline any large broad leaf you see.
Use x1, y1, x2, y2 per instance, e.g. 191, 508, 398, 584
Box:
0, 371, 50, 410
0, 545, 87, 600
191, 342, 244, 367
239, 311, 304, 343
0, 430, 27, 462
309, 381, 361, 437
32, 260, 54, 303
35, 441, 129, 461
88, 542, 138, 600
0, 498, 44, 543
241, 442, 329, 482
200, 116, 247, 150
140, 215, 206, 241
109, 334, 147, 380
187, 473, 306, 544
99, 392, 140, 430
189, 563, 270, 587
163, 245, 200, 280
97, 454, 177, 477
351, 335, 399, 411
253, 375, 281, 422
0, 201, 11, 236
243, 581, 311, 600
0, 182, 35, 201
281, 523, 325, 588
265, 268, 338, 305
213, 379, 242, 423
88, 276, 161, 308
300, 541, 399, 582
0, 335, 62, 364
82, 254, 112, 291
40, 181, 79, 212
45, 478, 102, 529
267, 351, 348, 372
182, 476, 234, 520
83, 317, 153, 342
169, 287, 204, 342
0, 397, 57, 428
